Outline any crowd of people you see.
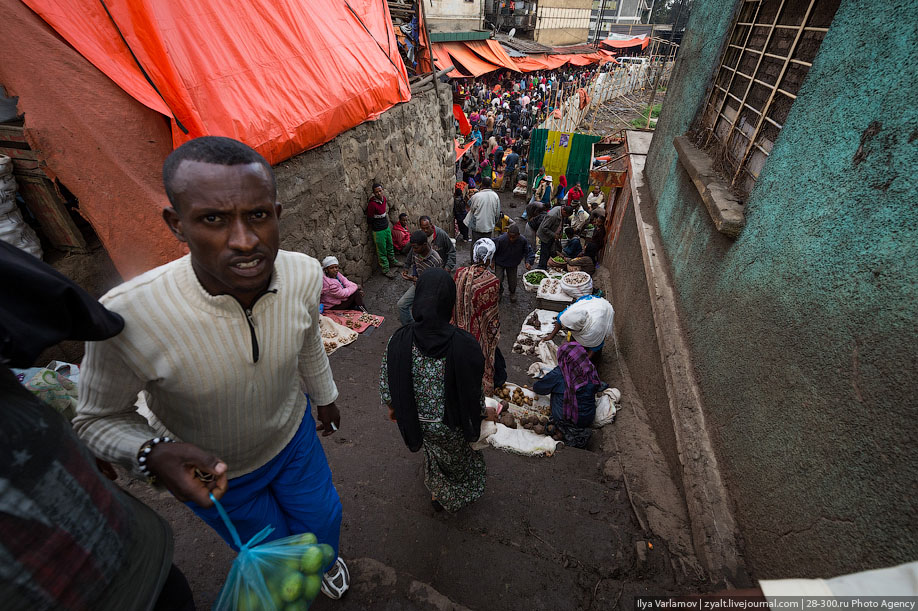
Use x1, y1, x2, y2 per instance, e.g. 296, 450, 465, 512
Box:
451, 64, 604, 198
0, 135, 616, 610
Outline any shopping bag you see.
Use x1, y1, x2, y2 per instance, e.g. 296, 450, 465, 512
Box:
210, 493, 334, 610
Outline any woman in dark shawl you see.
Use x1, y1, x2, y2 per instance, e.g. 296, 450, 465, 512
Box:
380, 269, 494, 512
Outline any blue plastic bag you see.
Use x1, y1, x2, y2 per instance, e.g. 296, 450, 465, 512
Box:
210, 494, 334, 611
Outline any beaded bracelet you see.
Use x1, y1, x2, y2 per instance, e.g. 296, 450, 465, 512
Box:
137, 436, 174, 478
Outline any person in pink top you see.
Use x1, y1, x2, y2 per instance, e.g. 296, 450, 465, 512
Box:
320, 256, 367, 312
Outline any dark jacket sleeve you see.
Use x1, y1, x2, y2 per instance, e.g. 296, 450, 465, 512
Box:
523, 237, 535, 265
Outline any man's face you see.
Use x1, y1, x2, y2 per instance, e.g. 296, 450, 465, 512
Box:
411, 241, 430, 257
508, 231, 519, 243
373, 186, 384, 198
399, 217, 409, 228
592, 186, 601, 194
163, 161, 280, 307
420, 219, 434, 237
324, 264, 339, 277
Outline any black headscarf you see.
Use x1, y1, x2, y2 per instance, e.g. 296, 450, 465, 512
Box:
0, 241, 124, 367
386, 269, 484, 452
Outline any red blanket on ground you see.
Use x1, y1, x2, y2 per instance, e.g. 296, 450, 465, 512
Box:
322, 310, 384, 333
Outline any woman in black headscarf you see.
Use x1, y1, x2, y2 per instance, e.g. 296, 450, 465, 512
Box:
380, 269, 495, 512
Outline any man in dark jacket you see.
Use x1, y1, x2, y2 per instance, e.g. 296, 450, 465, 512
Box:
493, 224, 535, 302
537, 205, 571, 269
419, 216, 456, 272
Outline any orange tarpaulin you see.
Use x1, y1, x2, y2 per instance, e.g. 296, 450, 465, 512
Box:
453, 104, 471, 136
465, 40, 520, 72
23, 0, 412, 166
512, 54, 568, 72
600, 36, 650, 50
432, 44, 465, 77
455, 139, 474, 161
436, 42, 501, 77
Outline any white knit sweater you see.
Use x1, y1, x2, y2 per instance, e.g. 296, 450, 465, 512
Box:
74, 251, 339, 478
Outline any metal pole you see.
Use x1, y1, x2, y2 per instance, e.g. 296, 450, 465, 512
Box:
645, 59, 663, 128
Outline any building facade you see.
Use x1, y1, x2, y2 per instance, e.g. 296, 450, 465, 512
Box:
588, 0, 654, 41
426, 0, 485, 33
603, 0, 918, 582
534, 0, 592, 45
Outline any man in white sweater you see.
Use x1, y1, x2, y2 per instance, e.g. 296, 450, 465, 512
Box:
74, 136, 350, 599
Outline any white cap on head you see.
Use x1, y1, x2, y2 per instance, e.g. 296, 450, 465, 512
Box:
322, 256, 339, 269
544, 175, 553, 182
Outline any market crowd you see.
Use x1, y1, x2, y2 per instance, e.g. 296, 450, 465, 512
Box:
1, 134, 615, 610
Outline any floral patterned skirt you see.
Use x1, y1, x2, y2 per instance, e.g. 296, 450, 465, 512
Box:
421, 421, 486, 513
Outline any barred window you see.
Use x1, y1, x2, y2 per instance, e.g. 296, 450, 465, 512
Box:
695, 0, 840, 197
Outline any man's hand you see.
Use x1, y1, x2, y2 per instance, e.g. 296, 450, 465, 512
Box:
316, 402, 341, 436
145, 442, 228, 507
401, 269, 412, 281
525, 262, 532, 270
387, 405, 397, 422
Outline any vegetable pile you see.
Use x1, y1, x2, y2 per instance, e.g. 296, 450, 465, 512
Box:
524, 270, 548, 285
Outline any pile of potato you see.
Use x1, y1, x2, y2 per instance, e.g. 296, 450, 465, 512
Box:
494, 384, 535, 407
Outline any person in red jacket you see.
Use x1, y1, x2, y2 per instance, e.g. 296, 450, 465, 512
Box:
392, 213, 412, 255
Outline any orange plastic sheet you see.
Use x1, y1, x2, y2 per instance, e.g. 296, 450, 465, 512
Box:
600, 36, 650, 50
512, 54, 568, 71
432, 44, 466, 78
23, 0, 412, 166
465, 40, 520, 72
436, 42, 501, 77
455, 139, 474, 161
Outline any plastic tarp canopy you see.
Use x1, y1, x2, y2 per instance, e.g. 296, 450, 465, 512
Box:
23, 0, 412, 166
432, 44, 466, 78
512, 54, 568, 72
553, 54, 594, 67
436, 42, 501, 77
465, 40, 520, 72
599, 36, 650, 50
455, 139, 475, 161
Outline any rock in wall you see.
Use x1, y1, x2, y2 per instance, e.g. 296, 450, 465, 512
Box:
274, 85, 455, 284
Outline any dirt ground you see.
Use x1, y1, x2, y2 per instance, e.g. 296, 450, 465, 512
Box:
122, 188, 708, 610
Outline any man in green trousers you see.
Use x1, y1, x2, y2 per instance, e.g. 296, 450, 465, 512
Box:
366, 182, 401, 278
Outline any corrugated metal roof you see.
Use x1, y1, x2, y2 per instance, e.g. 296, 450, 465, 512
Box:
429, 31, 492, 42
494, 33, 554, 55
500, 43, 527, 58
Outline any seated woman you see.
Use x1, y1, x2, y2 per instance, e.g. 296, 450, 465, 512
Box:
320, 256, 367, 312
533, 342, 608, 442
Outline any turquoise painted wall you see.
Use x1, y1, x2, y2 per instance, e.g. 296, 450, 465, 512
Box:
645, 0, 918, 579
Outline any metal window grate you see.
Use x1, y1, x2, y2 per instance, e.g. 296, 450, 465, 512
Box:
695, 0, 840, 196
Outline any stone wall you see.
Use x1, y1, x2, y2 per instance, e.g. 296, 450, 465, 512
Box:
273, 84, 455, 284
643, 0, 918, 580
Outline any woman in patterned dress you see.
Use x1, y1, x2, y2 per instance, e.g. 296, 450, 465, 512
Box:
452, 238, 503, 396
380, 269, 496, 512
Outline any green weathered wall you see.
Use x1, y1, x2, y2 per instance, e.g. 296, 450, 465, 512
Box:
644, 0, 918, 579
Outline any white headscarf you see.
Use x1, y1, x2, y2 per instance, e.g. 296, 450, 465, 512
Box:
472, 238, 496, 264
321, 256, 339, 269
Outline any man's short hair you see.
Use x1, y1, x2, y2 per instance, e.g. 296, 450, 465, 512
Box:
410, 230, 428, 245
162, 136, 275, 209
418, 215, 432, 225
482, 176, 493, 188
508, 224, 520, 235
562, 206, 574, 216
399, 212, 408, 219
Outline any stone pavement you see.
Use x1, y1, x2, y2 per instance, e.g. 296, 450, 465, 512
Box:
125, 191, 707, 609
